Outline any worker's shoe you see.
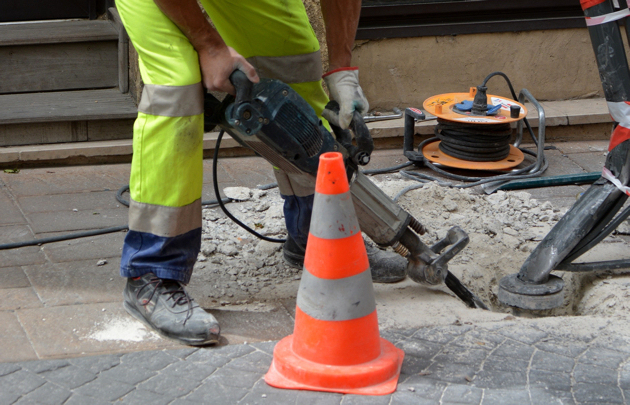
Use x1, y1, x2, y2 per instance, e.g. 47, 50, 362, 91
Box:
282, 235, 407, 283
123, 273, 220, 346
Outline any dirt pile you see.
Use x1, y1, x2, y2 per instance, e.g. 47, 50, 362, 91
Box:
191, 176, 630, 319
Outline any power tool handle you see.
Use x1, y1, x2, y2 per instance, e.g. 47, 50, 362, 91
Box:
349, 111, 374, 165
229, 70, 253, 105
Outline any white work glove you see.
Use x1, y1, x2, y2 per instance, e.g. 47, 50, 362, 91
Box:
322, 67, 369, 130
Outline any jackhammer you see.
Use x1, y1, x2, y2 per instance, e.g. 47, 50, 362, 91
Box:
204, 70, 487, 310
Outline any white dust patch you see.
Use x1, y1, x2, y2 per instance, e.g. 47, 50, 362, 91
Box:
87, 316, 162, 343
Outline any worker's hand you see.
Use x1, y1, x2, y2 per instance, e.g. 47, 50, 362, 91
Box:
198, 45, 259, 95
322, 67, 369, 129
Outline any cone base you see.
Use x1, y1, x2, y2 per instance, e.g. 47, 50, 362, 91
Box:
264, 335, 404, 396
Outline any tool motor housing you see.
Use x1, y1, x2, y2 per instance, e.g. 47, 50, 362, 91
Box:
220, 78, 409, 246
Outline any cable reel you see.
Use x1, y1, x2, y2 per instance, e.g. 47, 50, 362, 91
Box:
422, 86, 527, 171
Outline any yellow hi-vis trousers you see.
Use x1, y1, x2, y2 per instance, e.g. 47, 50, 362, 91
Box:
117, 0, 328, 282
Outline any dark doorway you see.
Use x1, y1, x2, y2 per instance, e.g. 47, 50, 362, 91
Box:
0, 0, 109, 23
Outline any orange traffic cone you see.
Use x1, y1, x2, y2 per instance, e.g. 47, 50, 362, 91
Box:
265, 151, 404, 395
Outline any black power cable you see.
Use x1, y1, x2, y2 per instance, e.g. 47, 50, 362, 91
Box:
436, 119, 512, 162
212, 129, 286, 244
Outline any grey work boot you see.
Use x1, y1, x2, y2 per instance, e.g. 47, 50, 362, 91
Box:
123, 273, 220, 346
282, 235, 407, 283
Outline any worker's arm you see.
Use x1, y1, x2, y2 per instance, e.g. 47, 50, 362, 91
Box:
152, 0, 259, 94
320, 0, 369, 129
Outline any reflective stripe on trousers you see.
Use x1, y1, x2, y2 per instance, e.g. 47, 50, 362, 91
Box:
116, 0, 329, 282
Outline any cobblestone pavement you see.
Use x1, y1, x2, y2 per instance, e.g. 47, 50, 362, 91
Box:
3, 318, 630, 405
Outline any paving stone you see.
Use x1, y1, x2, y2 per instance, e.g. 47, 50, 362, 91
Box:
14, 381, 71, 405
208, 307, 294, 344
0, 390, 21, 405
530, 388, 576, 405
483, 357, 529, 373
472, 369, 527, 390
441, 384, 483, 404
0, 242, 46, 267
214, 343, 257, 360
27, 207, 127, 234
389, 389, 441, 405
41, 231, 125, 263
531, 350, 575, 373
397, 340, 442, 363
0, 362, 21, 377
432, 347, 489, 366
412, 325, 472, 345
0, 287, 41, 310
97, 362, 157, 385
573, 363, 619, 385
528, 369, 573, 392
203, 367, 261, 389
572, 382, 625, 404
295, 390, 344, 404
18, 190, 123, 214
396, 377, 447, 400
1, 167, 123, 197
490, 339, 535, 361
69, 353, 121, 374
73, 376, 134, 401
17, 303, 178, 359
119, 388, 173, 405
20, 359, 69, 373
121, 350, 181, 372
0, 267, 30, 289
137, 363, 215, 397
0, 189, 26, 226
165, 347, 199, 359
219, 156, 277, 189
480, 388, 531, 405
567, 151, 607, 173
619, 363, 630, 390
223, 350, 272, 374
63, 393, 113, 405
552, 140, 609, 154
23, 260, 123, 306
184, 348, 234, 368
0, 311, 37, 362
40, 364, 97, 389
534, 339, 588, 358
423, 361, 478, 385
449, 329, 505, 351
183, 378, 251, 403
0, 369, 45, 397
495, 324, 548, 345
400, 353, 433, 375
579, 347, 627, 369
342, 393, 392, 404
248, 341, 277, 356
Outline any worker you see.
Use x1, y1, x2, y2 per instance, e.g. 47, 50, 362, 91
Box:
116, 0, 407, 346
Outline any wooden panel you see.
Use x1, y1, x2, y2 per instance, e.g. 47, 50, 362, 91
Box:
0, 20, 116, 45
88, 119, 134, 141
0, 121, 88, 147
0, 90, 137, 125
0, 41, 118, 94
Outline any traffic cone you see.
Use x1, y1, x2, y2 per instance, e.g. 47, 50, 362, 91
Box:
264, 151, 404, 395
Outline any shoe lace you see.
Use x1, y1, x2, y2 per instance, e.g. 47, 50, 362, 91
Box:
137, 277, 194, 324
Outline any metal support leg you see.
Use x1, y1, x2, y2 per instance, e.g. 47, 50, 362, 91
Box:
498, 0, 630, 309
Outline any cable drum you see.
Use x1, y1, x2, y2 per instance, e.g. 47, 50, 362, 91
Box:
435, 118, 512, 162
